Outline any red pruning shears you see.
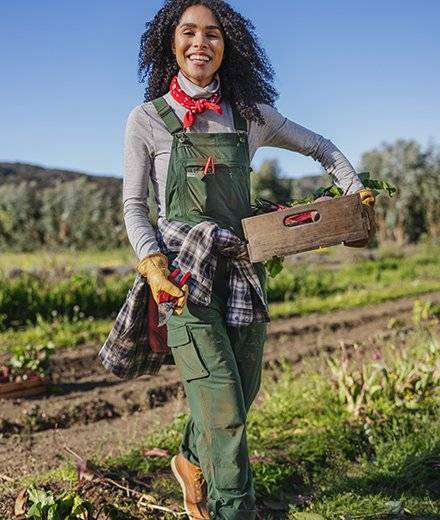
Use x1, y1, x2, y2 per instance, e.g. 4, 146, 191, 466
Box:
157, 268, 191, 327
204, 156, 215, 176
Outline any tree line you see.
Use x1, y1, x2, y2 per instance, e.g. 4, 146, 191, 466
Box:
0, 138, 438, 251
0, 176, 126, 251
253, 138, 440, 246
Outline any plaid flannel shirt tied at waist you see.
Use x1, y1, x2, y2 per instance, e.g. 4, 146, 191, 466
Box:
156, 217, 270, 326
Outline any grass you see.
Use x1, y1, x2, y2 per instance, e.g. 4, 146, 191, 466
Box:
1, 243, 439, 354
2, 281, 438, 355
269, 279, 440, 319
2, 304, 439, 519
0, 247, 137, 274
1, 244, 439, 333
0, 314, 110, 355
0, 271, 133, 330
268, 243, 440, 317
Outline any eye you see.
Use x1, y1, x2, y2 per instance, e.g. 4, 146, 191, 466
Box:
183, 31, 194, 36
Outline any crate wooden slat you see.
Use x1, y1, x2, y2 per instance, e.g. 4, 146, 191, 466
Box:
242, 194, 375, 262
0, 377, 50, 399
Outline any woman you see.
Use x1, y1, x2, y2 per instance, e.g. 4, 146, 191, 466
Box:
123, 1, 374, 518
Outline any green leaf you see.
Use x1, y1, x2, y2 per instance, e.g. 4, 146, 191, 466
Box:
26, 502, 44, 519
71, 494, 93, 516
25, 487, 92, 520
290, 195, 316, 205
385, 500, 403, 514
294, 513, 327, 520
264, 256, 285, 278
47, 506, 57, 520
358, 172, 397, 196
27, 486, 55, 507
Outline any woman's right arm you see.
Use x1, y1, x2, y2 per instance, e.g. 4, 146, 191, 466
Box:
123, 107, 161, 260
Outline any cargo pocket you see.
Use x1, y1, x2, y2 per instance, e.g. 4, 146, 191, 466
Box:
167, 325, 210, 382
214, 462, 247, 490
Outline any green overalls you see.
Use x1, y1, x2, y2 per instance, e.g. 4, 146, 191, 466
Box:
152, 96, 268, 520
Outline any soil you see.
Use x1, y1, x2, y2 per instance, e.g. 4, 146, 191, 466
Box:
1, 291, 440, 518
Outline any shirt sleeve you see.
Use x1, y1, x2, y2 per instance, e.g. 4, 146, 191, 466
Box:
251, 103, 364, 194
122, 106, 161, 260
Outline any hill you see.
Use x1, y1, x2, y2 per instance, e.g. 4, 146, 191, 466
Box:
0, 161, 323, 195
0, 162, 121, 189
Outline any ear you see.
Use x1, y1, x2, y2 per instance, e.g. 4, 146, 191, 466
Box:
171, 41, 176, 55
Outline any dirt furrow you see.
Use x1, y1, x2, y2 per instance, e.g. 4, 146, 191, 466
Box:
1, 291, 439, 479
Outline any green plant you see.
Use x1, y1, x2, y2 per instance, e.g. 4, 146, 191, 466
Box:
413, 298, 440, 325
0, 271, 133, 330
264, 256, 285, 278
1, 245, 439, 329
0, 316, 110, 356
290, 171, 396, 206
327, 301, 440, 428
7, 342, 54, 381
327, 342, 379, 419
26, 486, 93, 519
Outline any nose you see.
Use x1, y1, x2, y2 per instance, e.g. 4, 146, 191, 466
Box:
193, 31, 209, 48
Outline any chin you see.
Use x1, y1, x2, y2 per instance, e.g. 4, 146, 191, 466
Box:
184, 70, 213, 85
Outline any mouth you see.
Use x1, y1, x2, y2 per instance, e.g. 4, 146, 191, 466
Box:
186, 53, 212, 65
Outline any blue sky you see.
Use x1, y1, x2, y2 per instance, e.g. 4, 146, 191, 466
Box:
1, 0, 439, 178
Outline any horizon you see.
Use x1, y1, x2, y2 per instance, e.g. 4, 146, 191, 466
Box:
0, 159, 326, 181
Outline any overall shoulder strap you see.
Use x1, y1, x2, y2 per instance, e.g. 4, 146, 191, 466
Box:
231, 103, 247, 132
151, 96, 183, 135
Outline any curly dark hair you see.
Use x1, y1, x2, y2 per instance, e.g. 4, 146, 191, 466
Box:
138, 0, 279, 125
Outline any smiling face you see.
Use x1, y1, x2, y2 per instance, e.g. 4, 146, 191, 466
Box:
172, 5, 225, 87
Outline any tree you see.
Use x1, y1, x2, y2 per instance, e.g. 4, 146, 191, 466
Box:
251, 159, 291, 203
420, 143, 440, 241
360, 139, 429, 244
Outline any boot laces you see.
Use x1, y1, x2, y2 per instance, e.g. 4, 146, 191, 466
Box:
194, 468, 205, 489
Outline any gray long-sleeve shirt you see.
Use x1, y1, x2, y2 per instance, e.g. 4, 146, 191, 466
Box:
123, 70, 364, 260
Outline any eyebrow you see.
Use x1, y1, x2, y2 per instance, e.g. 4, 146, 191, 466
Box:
179, 22, 221, 31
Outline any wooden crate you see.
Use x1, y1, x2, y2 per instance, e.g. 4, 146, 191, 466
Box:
242, 194, 375, 262
0, 377, 50, 399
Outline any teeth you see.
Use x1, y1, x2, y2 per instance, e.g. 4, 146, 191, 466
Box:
189, 55, 210, 61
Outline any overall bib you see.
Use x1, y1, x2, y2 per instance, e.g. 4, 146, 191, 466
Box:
152, 96, 267, 520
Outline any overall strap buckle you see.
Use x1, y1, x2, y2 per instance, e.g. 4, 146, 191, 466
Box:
175, 131, 188, 144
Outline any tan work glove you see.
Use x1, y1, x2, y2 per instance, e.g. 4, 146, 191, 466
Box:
137, 252, 189, 315
172, 284, 189, 315
174, 283, 189, 315
356, 187, 375, 206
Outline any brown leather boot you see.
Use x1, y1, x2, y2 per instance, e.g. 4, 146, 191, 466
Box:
171, 453, 209, 519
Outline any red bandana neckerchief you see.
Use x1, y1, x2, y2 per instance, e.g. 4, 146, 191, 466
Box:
169, 75, 223, 129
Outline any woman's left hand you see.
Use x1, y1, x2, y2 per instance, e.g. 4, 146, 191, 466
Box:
356, 188, 375, 207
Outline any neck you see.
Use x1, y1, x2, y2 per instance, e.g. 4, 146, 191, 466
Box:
180, 72, 213, 88
177, 70, 220, 99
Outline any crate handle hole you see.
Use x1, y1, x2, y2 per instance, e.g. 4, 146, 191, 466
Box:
283, 211, 320, 228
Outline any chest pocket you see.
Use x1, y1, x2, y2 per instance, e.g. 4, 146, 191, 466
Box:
182, 157, 250, 222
